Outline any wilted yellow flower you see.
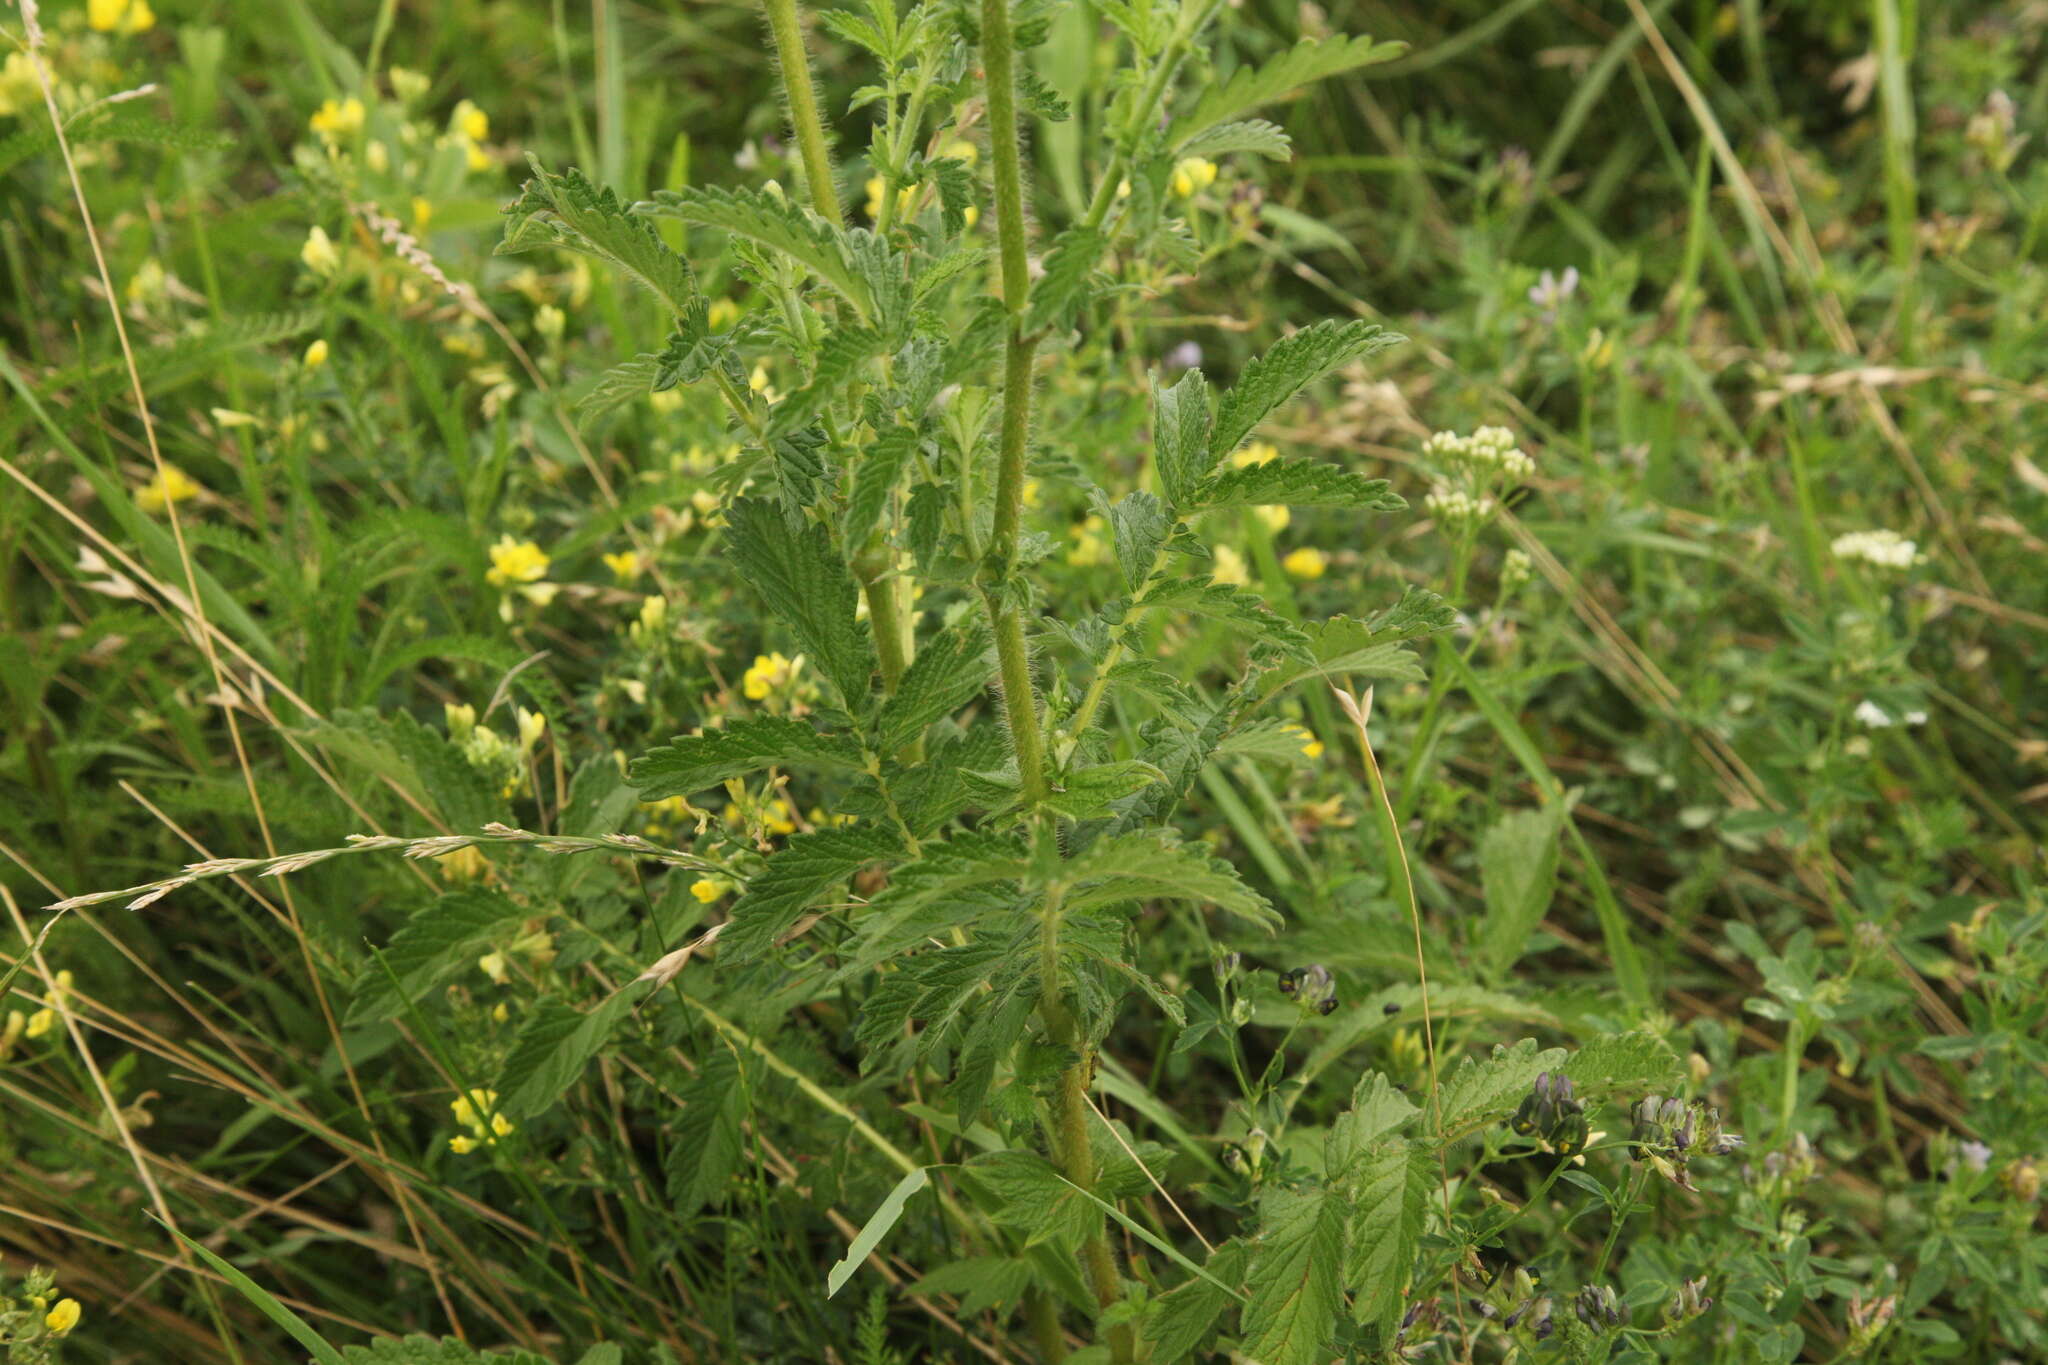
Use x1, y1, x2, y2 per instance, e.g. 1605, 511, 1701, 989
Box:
309, 96, 366, 141
210, 407, 262, 430
0, 1009, 23, 1058
303, 338, 330, 369
89, 0, 154, 33
691, 877, 727, 904
45, 1298, 81, 1335
1171, 157, 1218, 198
1282, 547, 1327, 580
1212, 543, 1250, 587
602, 550, 642, 582
485, 536, 550, 587
25, 1008, 56, 1039
301, 225, 340, 275
137, 464, 201, 512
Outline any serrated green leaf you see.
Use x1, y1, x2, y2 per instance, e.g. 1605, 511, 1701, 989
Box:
500, 160, 696, 317
721, 825, 904, 962
576, 354, 664, 421
628, 717, 865, 799
1209, 321, 1402, 463
497, 989, 643, 1117
1477, 806, 1567, 982
1026, 226, 1107, 334
1105, 490, 1172, 592
1141, 1241, 1249, 1359
846, 423, 919, 551
667, 1049, 746, 1216
1185, 459, 1403, 512
909, 1257, 1036, 1316
1135, 577, 1312, 659
1177, 34, 1403, 147
1434, 1038, 1568, 1141
724, 498, 876, 703
967, 1150, 1102, 1251
1042, 759, 1167, 822
1178, 118, 1293, 161
1153, 368, 1215, 507
641, 185, 876, 319
1058, 831, 1279, 930
651, 296, 734, 390
876, 618, 991, 752
1342, 1141, 1431, 1333
846, 832, 1032, 969
1326, 1072, 1419, 1177
1240, 1186, 1345, 1365
1560, 1030, 1684, 1096
349, 889, 528, 1026
951, 974, 1035, 1124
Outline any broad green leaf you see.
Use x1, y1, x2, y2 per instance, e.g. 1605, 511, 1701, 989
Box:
667, 1049, 746, 1216
1142, 1242, 1249, 1360
950, 974, 1036, 1123
1477, 805, 1567, 981
1059, 831, 1280, 930
1209, 321, 1402, 463
1185, 459, 1403, 512
1326, 1072, 1418, 1176
845, 833, 1032, 969
1135, 577, 1312, 660
876, 617, 992, 753
1152, 368, 1215, 507
650, 296, 734, 390
909, 1257, 1036, 1316
827, 1166, 930, 1297
1177, 34, 1404, 147
721, 825, 904, 962
766, 325, 886, 437
497, 990, 643, 1117
576, 354, 663, 421
1239, 1185, 1345, 1365
628, 716, 865, 799
845, 424, 919, 552
500, 160, 696, 317
1342, 1141, 1431, 1333
723, 498, 876, 704
639, 185, 875, 319
348, 889, 528, 1026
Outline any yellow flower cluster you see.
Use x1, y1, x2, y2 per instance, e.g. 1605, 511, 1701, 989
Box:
486, 536, 557, 618
1171, 156, 1219, 198
3, 970, 75, 1059
1282, 547, 1327, 580
742, 651, 800, 702
309, 96, 366, 142
89, 0, 155, 34
1282, 723, 1325, 760
448, 1088, 515, 1154
602, 549, 643, 582
137, 464, 201, 513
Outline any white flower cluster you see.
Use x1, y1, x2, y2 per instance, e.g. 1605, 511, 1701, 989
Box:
1854, 699, 1928, 729
1830, 529, 1920, 569
1423, 425, 1535, 480
1424, 486, 1495, 527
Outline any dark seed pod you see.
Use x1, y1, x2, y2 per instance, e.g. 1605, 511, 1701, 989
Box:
1383, 1001, 1402, 1016
1317, 997, 1338, 1016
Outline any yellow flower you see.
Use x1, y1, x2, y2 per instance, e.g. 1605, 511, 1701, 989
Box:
691, 877, 728, 904
1171, 156, 1219, 198
1232, 440, 1280, 468
941, 138, 979, 166
210, 407, 262, 430
748, 361, 780, 402
1282, 547, 1327, 580
863, 176, 917, 222
25, 1008, 56, 1039
303, 338, 330, 369
742, 652, 798, 701
490, 1112, 515, 1138
1066, 516, 1110, 568
126, 257, 167, 306
602, 550, 642, 582
388, 67, 430, 104
45, 1298, 81, 1335
763, 796, 797, 837
1254, 505, 1290, 534
485, 536, 550, 587
477, 952, 509, 985
364, 139, 390, 174
707, 297, 740, 329
137, 464, 201, 512
450, 1088, 499, 1128
89, 0, 153, 33
464, 138, 492, 173
452, 99, 489, 143
1212, 543, 1250, 587
449, 1134, 480, 1154
1284, 723, 1325, 760
491, 1001, 510, 1024
516, 707, 547, 753
309, 96, 366, 141
411, 196, 434, 231
0, 1009, 23, 1057
962, 204, 980, 229
300, 225, 340, 276
435, 844, 488, 882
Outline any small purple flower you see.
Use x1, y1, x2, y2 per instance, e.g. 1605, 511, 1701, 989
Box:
1164, 340, 1203, 372
1527, 266, 1578, 321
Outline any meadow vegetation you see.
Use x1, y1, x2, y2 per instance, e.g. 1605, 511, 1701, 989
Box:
1, 0, 2045, 1361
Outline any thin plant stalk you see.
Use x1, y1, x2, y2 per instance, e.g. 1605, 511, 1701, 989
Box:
762, 0, 843, 224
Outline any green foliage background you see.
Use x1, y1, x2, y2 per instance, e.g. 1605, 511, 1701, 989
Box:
1, 0, 2045, 1361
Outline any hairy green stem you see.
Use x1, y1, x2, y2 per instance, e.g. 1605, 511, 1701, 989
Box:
977, 0, 1050, 807
762, 0, 843, 224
